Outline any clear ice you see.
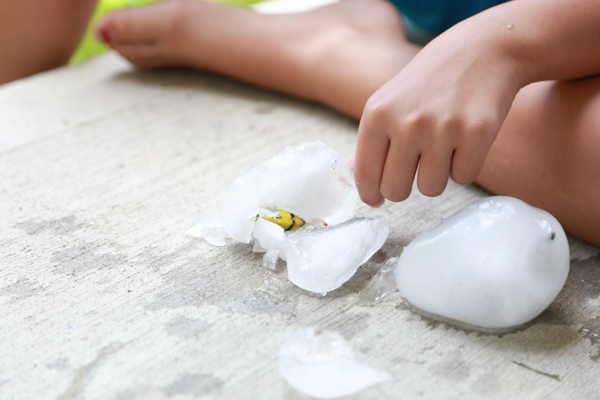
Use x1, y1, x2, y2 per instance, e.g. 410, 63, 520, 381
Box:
278, 327, 392, 399
395, 196, 570, 329
186, 213, 228, 246
358, 257, 399, 304
252, 217, 286, 269
285, 217, 389, 295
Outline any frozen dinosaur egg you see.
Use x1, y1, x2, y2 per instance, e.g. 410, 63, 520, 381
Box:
395, 196, 570, 329
220, 141, 358, 243
191, 141, 388, 293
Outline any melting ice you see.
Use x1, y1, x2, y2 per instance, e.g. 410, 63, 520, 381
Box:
395, 196, 570, 329
286, 217, 388, 294
358, 257, 399, 305
192, 141, 388, 294
221, 141, 358, 243
278, 327, 392, 399
185, 213, 228, 246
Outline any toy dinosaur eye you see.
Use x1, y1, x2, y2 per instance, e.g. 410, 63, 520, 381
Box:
262, 210, 305, 231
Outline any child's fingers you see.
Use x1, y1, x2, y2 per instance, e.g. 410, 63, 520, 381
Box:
450, 136, 491, 185
415, 143, 454, 197
354, 126, 389, 207
379, 138, 420, 202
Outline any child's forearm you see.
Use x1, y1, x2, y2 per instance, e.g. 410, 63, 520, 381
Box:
355, 0, 600, 208
458, 0, 600, 85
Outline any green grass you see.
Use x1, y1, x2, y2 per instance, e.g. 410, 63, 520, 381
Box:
70, 0, 265, 64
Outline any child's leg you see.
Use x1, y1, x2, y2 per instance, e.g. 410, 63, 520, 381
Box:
95, 0, 420, 118
97, 0, 600, 246
0, 0, 98, 85
477, 78, 600, 246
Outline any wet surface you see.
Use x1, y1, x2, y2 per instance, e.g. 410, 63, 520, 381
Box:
0, 277, 46, 303
56, 343, 123, 400
15, 216, 86, 236
580, 316, 600, 361
160, 373, 224, 398
145, 245, 298, 315
165, 316, 208, 338
51, 245, 128, 275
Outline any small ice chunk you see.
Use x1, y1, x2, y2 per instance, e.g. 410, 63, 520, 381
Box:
252, 239, 266, 253
285, 217, 389, 294
253, 218, 287, 269
396, 196, 570, 329
256, 276, 292, 305
221, 171, 260, 243
278, 327, 392, 399
186, 213, 229, 246
358, 257, 399, 304
221, 142, 358, 243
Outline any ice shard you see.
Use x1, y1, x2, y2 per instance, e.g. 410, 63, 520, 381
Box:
278, 327, 392, 399
285, 217, 388, 295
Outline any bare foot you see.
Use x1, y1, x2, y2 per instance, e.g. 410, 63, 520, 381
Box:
95, 0, 419, 118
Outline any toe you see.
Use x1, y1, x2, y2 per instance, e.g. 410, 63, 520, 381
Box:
112, 43, 165, 68
96, 8, 157, 45
95, 0, 191, 45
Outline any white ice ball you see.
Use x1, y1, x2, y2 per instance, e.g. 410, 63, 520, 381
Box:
396, 196, 570, 329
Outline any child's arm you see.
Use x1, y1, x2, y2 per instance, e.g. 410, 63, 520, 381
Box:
354, 0, 600, 206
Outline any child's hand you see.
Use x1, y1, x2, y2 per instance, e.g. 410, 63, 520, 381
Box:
354, 22, 526, 206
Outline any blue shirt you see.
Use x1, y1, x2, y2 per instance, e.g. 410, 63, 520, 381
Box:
390, 0, 510, 35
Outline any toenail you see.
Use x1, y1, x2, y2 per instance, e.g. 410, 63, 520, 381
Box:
97, 30, 113, 45
346, 157, 356, 171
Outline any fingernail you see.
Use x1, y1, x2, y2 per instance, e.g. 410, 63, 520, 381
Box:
346, 157, 355, 171
97, 30, 112, 44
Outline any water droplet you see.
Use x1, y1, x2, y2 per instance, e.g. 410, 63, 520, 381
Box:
357, 258, 399, 305
507, 24, 515, 30
580, 317, 600, 346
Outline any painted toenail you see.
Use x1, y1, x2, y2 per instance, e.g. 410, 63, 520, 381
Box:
97, 30, 112, 44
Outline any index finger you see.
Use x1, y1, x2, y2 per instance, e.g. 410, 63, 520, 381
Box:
355, 116, 389, 207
